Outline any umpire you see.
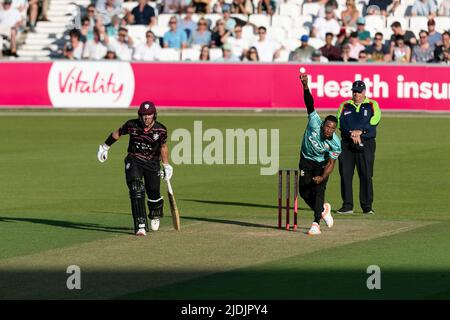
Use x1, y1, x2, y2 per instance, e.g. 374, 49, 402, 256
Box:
336, 81, 381, 215
97, 101, 173, 236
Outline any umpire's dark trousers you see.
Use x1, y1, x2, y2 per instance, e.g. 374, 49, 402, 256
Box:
299, 157, 329, 224
338, 138, 376, 212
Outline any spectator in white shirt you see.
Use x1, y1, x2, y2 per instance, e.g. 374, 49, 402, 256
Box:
0, 0, 23, 56
250, 26, 282, 62
227, 25, 249, 59
63, 29, 84, 59
105, 27, 134, 60
312, 6, 341, 41
348, 31, 365, 60
133, 30, 161, 61
83, 27, 107, 60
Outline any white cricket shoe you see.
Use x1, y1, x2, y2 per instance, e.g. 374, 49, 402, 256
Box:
322, 202, 334, 228
307, 222, 322, 235
136, 228, 147, 236
150, 219, 160, 231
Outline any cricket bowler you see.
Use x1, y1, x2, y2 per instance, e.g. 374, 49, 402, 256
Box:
298, 73, 341, 235
97, 101, 173, 236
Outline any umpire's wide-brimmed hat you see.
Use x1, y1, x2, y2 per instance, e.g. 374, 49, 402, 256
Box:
351, 80, 366, 93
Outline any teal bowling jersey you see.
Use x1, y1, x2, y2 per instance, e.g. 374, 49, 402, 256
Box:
300, 111, 341, 164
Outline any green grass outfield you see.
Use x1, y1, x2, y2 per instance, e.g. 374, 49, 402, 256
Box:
0, 110, 449, 299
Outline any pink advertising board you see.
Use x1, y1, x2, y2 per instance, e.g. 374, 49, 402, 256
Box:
0, 62, 449, 111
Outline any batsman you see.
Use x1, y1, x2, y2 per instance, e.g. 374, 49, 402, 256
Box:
97, 101, 173, 236
298, 73, 341, 235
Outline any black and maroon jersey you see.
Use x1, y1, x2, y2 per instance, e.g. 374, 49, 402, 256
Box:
118, 119, 168, 162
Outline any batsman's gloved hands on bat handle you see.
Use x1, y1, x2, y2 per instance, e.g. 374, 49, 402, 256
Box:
163, 163, 173, 181
97, 144, 110, 163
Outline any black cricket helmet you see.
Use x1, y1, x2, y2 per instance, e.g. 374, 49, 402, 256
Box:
138, 101, 157, 119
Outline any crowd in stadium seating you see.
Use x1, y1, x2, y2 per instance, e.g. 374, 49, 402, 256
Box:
0, 0, 449, 62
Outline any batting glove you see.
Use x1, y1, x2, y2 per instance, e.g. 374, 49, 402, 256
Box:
163, 163, 173, 181
97, 144, 110, 163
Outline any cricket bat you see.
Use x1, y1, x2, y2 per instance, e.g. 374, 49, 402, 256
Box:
167, 179, 181, 231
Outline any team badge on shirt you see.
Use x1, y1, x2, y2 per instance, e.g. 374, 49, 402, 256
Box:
153, 133, 159, 141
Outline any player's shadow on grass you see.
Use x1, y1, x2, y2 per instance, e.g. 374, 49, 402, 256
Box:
0, 216, 130, 235
182, 216, 280, 230
181, 199, 310, 211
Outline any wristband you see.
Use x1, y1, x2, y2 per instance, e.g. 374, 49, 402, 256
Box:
105, 133, 117, 147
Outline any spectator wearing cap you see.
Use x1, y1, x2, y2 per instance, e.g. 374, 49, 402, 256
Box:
366, 32, 391, 62
289, 35, 315, 62
215, 42, 240, 61
390, 21, 417, 48
83, 26, 107, 60
250, 26, 282, 62
411, 0, 437, 19
338, 44, 358, 62
348, 31, 365, 60
63, 29, 84, 60
336, 80, 381, 215
312, 6, 341, 41
227, 25, 249, 59
127, 0, 156, 27
427, 19, 441, 48
320, 32, 341, 61
231, 0, 253, 15
341, 0, 360, 29
133, 30, 161, 61
356, 17, 371, 47
104, 27, 134, 60
161, 0, 182, 14
0, 0, 23, 56
412, 30, 435, 62
432, 31, 450, 62
311, 49, 329, 62
163, 16, 188, 48
189, 17, 212, 47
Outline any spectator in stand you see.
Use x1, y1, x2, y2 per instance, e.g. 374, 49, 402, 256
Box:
318, 0, 338, 18
412, 30, 435, 62
127, 0, 156, 27
211, 19, 231, 48
222, 5, 236, 32
367, 0, 391, 16
85, 5, 98, 31
390, 21, 417, 47
411, 0, 437, 19
0, 0, 23, 56
63, 29, 84, 59
366, 32, 391, 62
163, 16, 188, 48
227, 25, 249, 59
105, 27, 134, 60
432, 31, 450, 62
83, 27, 107, 60
107, 15, 125, 38
356, 17, 371, 47
358, 50, 368, 62
341, 0, 359, 29
179, 6, 197, 39
105, 48, 118, 59
96, 0, 124, 26
348, 31, 365, 60
192, 0, 211, 14
289, 35, 315, 62
338, 44, 358, 61
390, 35, 411, 63
336, 27, 349, 49
251, 26, 282, 62
133, 30, 161, 61
243, 46, 259, 61
439, 0, 450, 16
311, 49, 329, 62
199, 45, 210, 60
257, 0, 275, 15
312, 6, 341, 41
427, 19, 442, 48
215, 42, 240, 61
162, 0, 182, 14
27, 0, 39, 32
441, 48, 450, 64
231, 0, 253, 15
189, 17, 212, 47
387, 0, 401, 16
212, 0, 226, 13
80, 17, 94, 43
320, 32, 341, 61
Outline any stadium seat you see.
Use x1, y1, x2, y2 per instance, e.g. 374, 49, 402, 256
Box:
180, 13, 201, 23
279, 3, 301, 17
158, 14, 176, 28
181, 48, 200, 61
308, 37, 325, 50
273, 49, 290, 62
267, 27, 287, 42
287, 27, 310, 40
249, 14, 271, 28
293, 15, 313, 29
386, 16, 409, 30
150, 26, 170, 38
409, 16, 428, 33
204, 14, 223, 28
302, 2, 321, 17
271, 15, 293, 29
364, 15, 386, 34
209, 48, 223, 61
230, 14, 248, 23
122, 1, 137, 11
391, 4, 408, 17
242, 25, 257, 42
158, 48, 181, 61
434, 16, 450, 33
282, 37, 301, 51
127, 25, 148, 43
